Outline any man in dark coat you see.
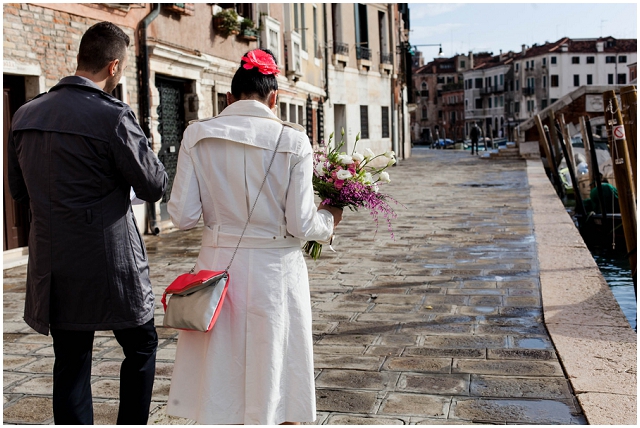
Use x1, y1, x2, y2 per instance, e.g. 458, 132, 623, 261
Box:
470, 123, 480, 155
7, 22, 168, 424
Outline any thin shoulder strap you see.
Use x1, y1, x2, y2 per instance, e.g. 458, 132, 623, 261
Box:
224, 124, 286, 271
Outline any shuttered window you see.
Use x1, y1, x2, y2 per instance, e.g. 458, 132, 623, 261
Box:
360, 105, 369, 139
381, 106, 389, 138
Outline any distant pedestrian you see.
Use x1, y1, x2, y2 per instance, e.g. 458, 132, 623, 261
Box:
7, 21, 167, 424
470, 123, 481, 155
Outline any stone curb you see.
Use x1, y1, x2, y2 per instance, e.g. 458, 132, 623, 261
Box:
527, 160, 637, 425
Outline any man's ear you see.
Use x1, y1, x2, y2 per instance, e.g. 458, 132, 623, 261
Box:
107, 59, 119, 77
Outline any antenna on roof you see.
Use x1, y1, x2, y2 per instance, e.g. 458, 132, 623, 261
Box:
599, 20, 607, 37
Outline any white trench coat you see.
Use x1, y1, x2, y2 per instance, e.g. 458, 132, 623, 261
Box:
165, 100, 334, 425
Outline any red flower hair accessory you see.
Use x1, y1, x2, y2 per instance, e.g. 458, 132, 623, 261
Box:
241, 49, 280, 76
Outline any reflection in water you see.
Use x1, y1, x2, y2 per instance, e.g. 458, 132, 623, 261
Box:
592, 253, 636, 331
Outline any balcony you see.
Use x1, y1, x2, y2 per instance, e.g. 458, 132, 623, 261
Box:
442, 82, 463, 92
356, 46, 372, 61
356, 46, 372, 71
523, 86, 535, 96
333, 41, 349, 66
481, 86, 492, 95
380, 51, 393, 74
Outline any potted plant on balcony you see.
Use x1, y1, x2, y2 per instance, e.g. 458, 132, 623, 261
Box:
239, 18, 258, 41
213, 8, 240, 38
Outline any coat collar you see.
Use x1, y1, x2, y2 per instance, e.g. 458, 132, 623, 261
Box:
217, 100, 281, 124
50, 76, 106, 94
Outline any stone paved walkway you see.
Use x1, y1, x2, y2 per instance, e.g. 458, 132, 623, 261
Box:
3, 149, 587, 424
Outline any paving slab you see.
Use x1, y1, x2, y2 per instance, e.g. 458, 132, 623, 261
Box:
6, 149, 627, 424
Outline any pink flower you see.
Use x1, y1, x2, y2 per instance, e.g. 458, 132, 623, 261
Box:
335, 179, 344, 190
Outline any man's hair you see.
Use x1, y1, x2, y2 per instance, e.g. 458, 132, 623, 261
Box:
77, 22, 130, 74
231, 49, 279, 100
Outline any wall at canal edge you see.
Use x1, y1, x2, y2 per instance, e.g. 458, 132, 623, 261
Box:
527, 160, 637, 425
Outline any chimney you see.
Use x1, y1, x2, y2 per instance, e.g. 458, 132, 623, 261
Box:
522, 44, 527, 55
500, 49, 503, 60
469, 51, 474, 68
561, 43, 568, 52
596, 41, 604, 52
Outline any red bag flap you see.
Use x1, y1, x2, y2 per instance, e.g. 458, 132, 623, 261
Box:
161, 270, 227, 312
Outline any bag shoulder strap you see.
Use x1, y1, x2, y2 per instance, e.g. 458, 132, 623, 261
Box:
223, 124, 286, 272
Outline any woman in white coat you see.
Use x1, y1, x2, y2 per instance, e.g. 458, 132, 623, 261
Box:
165, 49, 342, 425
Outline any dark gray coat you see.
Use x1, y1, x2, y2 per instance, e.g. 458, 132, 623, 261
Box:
8, 76, 168, 335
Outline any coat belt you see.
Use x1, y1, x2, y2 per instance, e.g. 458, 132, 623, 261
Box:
201, 224, 302, 249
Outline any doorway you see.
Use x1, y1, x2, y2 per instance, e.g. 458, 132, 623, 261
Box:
3, 74, 29, 251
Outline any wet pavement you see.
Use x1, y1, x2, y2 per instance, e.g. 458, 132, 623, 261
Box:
3, 148, 587, 424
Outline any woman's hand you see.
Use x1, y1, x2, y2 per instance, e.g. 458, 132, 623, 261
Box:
318, 203, 343, 228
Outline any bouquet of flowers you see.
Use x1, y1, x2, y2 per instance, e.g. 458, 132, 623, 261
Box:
303, 129, 398, 259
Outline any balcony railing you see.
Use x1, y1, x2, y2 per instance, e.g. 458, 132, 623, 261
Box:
380, 52, 392, 64
442, 82, 463, 92
333, 41, 349, 56
523, 86, 535, 95
356, 46, 372, 61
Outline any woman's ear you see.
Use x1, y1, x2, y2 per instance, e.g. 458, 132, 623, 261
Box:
226, 91, 237, 106
268, 90, 278, 110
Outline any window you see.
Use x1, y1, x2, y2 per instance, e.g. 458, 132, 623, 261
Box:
516, 80, 520, 91
360, 105, 369, 139
298, 105, 304, 126
280, 102, 287, 120
475, 78, 483, 88
437, 76, 445, 84
606, 56, 616, 63
289, 104, 297, 124
499, 74, 504, 86
354, 3, 369, 57
465, 98, 468, 109
543, 75, 547, 88
572, 56, 580, 64
488, 97, 492, 108
608, 74, 614, 84
619, 55, 627, 63
500, 95, 504, 107
542, 57, 547, 67
486, 77, 491, 87
551, 98, 557, 104
551, 75, 559, 87
475, 98, 483, 109
587, 74, 593, 85
530, 60, 534, 69
438, 110, 442, 119
618, 74, 627, 84
586, 56, 595, 64
421, 105, 427, 119
447, 76, 454, 84
573, 75, 580, 86
494, 75, 498, 87
460, 60, 466, 68
514, 101, 520, 113
450, 111, 456, 124
515, 63, 519, 72
541, 99, 548, 109
381, 106, 389, 138
551, 56, 557, 64
264, 16, 281, 62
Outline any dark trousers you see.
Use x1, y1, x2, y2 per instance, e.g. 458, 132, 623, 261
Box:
50, 318, 158, 425
471, 139, 478, 155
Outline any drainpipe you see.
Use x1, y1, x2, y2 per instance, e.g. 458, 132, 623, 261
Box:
138, 3, 161, 235
323, 3, 329, 103
388, 4, 397, 156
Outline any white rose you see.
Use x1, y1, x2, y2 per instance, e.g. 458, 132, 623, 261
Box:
387, 157, 396, 167
379, 171, 391, 183
364, 148, 376, 159
352, 152, 364, 162
337, 154, 354, 165
384, 150, 395, 159
315, 163, 325, 176
363, 172, 373, 184
372, 183, 379, 193
336, 169, 353, 180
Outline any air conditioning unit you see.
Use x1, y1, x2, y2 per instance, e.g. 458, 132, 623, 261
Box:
284, 31, 303, 78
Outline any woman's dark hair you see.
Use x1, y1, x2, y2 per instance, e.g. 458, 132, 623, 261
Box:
230, 49, 279, 100
77, 21, 130, 74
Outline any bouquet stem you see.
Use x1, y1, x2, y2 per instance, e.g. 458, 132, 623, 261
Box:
303, 241, 323, 260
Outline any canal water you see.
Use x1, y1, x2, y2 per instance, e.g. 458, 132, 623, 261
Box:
592, 252, 637, 331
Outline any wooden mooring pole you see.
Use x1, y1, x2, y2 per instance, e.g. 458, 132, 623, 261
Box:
619, 85, 637, 195
585, 117, 608, 221
534, 115, 563, 197
556, 120, 586, 217
603, 90, 637, 292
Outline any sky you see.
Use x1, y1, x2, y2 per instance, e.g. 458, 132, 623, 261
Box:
408, 2, 638, 62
